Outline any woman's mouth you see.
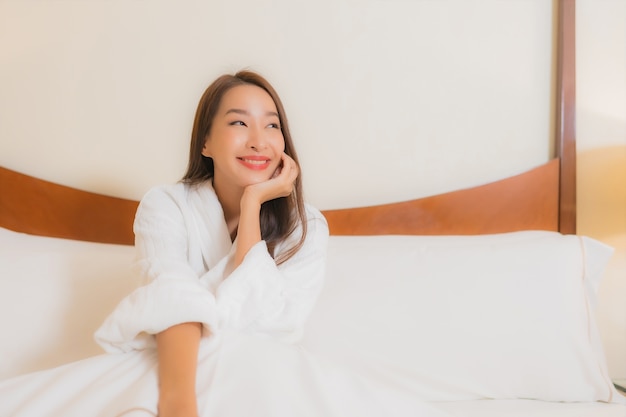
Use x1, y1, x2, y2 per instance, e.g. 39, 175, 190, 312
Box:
237, 156, 271, 170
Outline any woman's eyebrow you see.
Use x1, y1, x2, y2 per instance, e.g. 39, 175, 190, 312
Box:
224, 108, 279, 118
224, 108, 248, 116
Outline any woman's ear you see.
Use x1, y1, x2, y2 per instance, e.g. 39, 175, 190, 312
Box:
201, 137, 212, 157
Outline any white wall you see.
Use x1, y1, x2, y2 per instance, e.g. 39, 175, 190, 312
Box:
0, 0, 552, 208
1, 0, 624, 378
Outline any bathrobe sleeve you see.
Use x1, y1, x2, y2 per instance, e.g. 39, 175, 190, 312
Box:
213, 208, 329, 342
95, 185, 222, 353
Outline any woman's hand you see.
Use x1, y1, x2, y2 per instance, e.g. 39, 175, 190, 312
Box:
242, 152, 299, 207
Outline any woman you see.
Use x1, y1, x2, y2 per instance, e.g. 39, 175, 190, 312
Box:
0, 71, 448, 417
95, 70, 330, 416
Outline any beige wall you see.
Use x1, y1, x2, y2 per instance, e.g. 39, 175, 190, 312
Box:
0, 1, 623, 377
577, 0, 626, 379
0, 0, 553, 206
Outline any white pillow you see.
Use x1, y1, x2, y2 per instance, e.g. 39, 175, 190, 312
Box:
302, 231, 622, 403
0, 227, 137, 380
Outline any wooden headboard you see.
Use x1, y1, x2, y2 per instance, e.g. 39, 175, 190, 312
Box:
0, 1, 576, 245
0, 157, 562, 245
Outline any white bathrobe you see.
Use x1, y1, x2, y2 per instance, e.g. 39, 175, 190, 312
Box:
94, 180, 329, 352
0, 181, 449, 417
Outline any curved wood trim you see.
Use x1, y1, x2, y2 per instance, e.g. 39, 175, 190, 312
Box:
0, 166, 138, 245
323, 159, 560, 235
1, 161, 559, 242
556, 0, 576, 234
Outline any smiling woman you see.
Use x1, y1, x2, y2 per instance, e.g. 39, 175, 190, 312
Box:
0, 70, 450, 417
1, 1, 625, 415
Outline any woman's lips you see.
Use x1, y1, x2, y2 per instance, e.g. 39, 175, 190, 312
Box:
237, 156, 271, 170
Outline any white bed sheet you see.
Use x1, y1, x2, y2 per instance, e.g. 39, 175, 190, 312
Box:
434, 398, 626, 417
2, 227, 624, 416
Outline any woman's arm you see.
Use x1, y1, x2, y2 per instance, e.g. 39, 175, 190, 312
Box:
233, 152, 299, 268
233, 196, 262, 269
156, 322, 203, 417
95, 185, 223, 414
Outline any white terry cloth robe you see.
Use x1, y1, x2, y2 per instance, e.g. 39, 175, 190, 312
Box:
0, 181, 451, 417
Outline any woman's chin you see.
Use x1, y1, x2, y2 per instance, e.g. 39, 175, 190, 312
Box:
242, 174, 274, 187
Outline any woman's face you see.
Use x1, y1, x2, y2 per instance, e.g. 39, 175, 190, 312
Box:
202, 84, 285, 192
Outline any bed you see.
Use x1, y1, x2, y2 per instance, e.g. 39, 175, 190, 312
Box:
1, 1, 625, 416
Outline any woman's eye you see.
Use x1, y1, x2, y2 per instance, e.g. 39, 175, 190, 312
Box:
268, 123, 280, 129
230, 120, 246, 126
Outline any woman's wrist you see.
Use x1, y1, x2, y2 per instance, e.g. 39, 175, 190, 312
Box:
158, 365, 199, 417
240, 188, 263, 212
158, 391, 198, 417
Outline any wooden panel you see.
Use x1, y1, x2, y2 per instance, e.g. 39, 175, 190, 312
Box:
0, 167, 138, 245
323, 159, 560, 236
1, 160, 559, 242
555, 0, 577, 234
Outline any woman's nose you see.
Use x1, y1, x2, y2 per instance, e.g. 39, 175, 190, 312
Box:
247, 127, 267, 150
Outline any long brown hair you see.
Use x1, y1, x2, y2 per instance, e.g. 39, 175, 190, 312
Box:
183, 70, 307, 264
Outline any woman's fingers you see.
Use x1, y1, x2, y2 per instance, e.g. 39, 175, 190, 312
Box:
277, 153, 299, 193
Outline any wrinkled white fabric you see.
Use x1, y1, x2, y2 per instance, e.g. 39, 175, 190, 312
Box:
0, 181, 450, 417
94, 181, 328, 351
